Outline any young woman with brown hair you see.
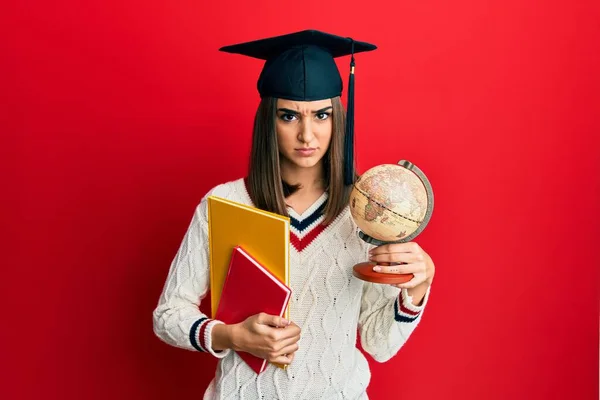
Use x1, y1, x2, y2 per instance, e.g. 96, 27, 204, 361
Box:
153, 30, 435, 400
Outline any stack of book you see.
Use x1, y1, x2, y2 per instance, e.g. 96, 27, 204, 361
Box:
207, 196, 291, 374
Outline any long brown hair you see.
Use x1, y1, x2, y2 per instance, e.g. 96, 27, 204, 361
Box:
246, 96, 352, 225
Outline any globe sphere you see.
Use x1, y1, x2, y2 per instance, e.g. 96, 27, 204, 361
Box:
349, 163, 430, 243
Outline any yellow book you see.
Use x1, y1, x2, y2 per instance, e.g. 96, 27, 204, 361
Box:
207, 195, 290, 321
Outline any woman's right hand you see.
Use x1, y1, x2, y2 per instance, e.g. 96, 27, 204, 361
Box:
229, 313, 301, 365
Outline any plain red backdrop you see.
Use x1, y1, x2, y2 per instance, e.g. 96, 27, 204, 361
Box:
3, 0, 599, 399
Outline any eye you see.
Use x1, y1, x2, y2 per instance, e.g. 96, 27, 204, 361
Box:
316, 112, 330, 121
279, 113, 298, 122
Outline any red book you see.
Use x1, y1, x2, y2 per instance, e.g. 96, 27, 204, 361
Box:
215, 246, 292, 374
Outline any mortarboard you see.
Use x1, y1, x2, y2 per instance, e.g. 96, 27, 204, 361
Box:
219, 29, 377, 186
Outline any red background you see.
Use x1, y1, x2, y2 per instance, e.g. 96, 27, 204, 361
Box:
3, 1, 599, 399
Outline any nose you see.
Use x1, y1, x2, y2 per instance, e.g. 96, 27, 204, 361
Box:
298, 119, 315, 144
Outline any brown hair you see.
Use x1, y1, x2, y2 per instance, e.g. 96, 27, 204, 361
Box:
246, 96, 352, 225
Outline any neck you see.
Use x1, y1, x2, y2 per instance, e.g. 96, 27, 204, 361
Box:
280, 159, 326, 193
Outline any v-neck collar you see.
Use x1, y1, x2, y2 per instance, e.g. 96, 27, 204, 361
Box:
286, 191, 328, 223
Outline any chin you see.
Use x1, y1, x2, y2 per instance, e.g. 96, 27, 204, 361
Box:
295, 157, 323, 168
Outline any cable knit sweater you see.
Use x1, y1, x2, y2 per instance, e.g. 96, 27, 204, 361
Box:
153, 178, 431, 400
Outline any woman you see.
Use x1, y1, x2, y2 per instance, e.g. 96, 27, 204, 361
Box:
153, 30, 435, 400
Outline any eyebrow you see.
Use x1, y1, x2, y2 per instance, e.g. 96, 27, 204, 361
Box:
277, 106, 333, 114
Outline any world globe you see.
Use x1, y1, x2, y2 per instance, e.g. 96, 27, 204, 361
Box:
349, 160, 434, 284
349, 160, 434, 246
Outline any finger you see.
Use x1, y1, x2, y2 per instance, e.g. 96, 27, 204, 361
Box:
369, 252, 424, 264
257, 313, 290, 328
394, 272, 427, 289
268, 343, 299, 365
285, 322, 301, 336
269, 343, 299, 364
271, 324, 301, 342
372, 263, 423, 275
271, 353, 294, 365
275, 334, 301, 351
369, 242, 421, 256
279, 342, 300, 356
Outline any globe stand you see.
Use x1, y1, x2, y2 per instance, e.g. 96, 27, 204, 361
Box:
352, 232, 414, 284
351, 160, 434, 285
352, 263, 413, 284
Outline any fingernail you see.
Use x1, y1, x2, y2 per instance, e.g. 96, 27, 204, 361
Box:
373, 266, 382, 272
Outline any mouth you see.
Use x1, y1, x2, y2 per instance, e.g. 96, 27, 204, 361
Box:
295, 148, 317, 156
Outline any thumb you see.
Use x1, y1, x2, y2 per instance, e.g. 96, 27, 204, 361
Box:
257, 313, 290, 328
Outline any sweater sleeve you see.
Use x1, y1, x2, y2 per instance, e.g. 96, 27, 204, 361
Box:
358, 280, 431, 363
152, 195, 231, 359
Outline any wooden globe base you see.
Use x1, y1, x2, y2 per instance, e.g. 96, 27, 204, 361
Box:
352, 262, 413, 284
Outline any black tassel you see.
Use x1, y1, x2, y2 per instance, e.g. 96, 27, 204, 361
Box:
344, 39, 356, 186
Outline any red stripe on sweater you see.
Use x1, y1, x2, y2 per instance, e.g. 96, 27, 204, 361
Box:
198, 319, 210, 351
290, 224, 327, 252
398, 295, 421, 316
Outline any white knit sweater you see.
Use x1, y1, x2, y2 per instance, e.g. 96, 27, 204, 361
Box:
153, 178, 430, 400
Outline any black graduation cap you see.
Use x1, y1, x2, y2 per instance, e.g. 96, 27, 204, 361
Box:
219, 29, 377, 186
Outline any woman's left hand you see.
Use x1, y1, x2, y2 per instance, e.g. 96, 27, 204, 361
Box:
368, 242, 435, 289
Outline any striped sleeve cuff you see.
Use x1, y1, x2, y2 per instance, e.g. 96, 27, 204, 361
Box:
189, 317, 231, 359
393, 288, 429, 323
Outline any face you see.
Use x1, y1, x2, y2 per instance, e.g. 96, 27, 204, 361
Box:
275, 98, 333, 171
